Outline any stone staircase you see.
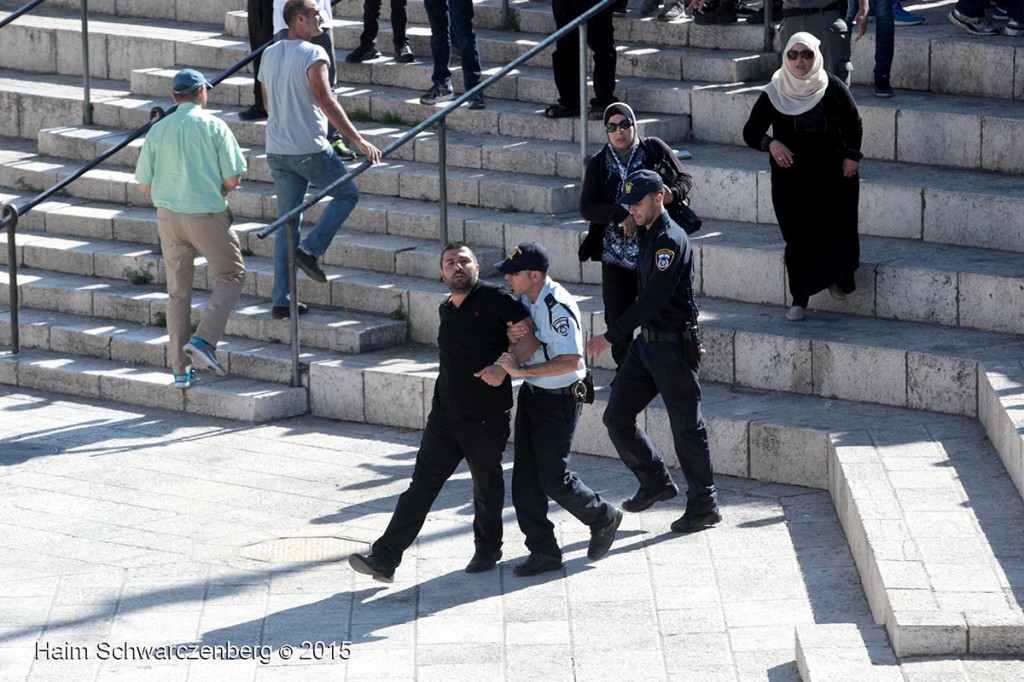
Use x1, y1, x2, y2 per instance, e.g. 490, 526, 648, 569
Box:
2, 0, 1024, 676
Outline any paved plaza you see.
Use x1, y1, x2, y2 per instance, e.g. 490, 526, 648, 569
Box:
1, 386, 1022, 681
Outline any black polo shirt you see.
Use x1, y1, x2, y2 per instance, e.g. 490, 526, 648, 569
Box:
433, 280, 530, 421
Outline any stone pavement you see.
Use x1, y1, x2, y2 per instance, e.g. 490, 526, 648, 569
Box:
1, 386, 1023, 682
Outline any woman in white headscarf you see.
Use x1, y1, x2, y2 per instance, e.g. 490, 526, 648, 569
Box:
743, 31, 863, 322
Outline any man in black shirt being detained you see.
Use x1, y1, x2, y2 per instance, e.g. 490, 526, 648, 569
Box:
349, 243, 539, 582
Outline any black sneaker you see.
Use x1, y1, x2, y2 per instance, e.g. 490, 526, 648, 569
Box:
395, 42, 415, 63
512, 553, 563, 577
348, 553, 395, 583
948, 8, 999, 35
330, 138, 356, 161
420, 83, 455, 105
670, 508, 722, 534
621, 482, 679, 513
640, 0, 662, 16
587, 509, 623, 561
693, 0, 739, 24
295, 249, 327, 283
467, 93, 486, 110
465, 549, 501, 573
271, 302, 309, 319
874, 75, 894, 98
238, 105, 267, 121
345, 43, 382, 63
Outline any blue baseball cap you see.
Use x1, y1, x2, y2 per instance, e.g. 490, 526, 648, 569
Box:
172, 68, 209, 95
495, 241, 550, 274
618, 169, 664, 206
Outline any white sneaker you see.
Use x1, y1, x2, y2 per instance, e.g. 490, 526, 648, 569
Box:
787, 306, 806, 321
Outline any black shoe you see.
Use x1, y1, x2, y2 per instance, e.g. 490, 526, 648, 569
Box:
295, 249, 327, 283
345, 43, 381, 63
622, 482, 679, 513
465, 549, 502, 573
613, 0, 628, 14
420, 83, 455, 105
874, 76, 894, 98
693, 0, 739, 24
670, 508, 722, 534
467, 93, 486, 110
512, 553, 563, 577
587, 509, 623, 561
348, 552, 395, 583
238, 105, 267, 121
395, 42, 415, 63
271, 302, 309, 319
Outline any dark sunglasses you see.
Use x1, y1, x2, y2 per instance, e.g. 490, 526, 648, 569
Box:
786, 49, 815, 61
604, 119, 634, 133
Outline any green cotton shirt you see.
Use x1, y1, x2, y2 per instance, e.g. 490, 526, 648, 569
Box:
135, 103, 247, 214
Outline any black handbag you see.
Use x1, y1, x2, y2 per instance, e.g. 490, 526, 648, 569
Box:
653, 159, 702, 235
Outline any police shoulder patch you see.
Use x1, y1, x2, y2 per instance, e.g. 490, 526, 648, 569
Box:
552, 316, 571, 337
655, 248, 675, 271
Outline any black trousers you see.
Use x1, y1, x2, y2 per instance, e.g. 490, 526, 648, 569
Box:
551, 0, 617, 110
247, 0, 274, 109
371, 413, 510, 567
603, 337, 718, 513
601, 261, 638, 370
358, 0, 408, 49
512, 385, 616, 559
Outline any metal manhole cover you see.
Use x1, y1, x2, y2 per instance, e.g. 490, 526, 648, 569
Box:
1, 443, 63, 457
240, 536, 369, 563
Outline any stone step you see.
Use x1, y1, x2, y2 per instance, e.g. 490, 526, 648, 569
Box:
329, 19, 777, 88
0, 306, 359, 385
0, 261, 409, 354
0, 346, 307, 422
691, 219, 1024, 337
795, 624, 900, 680
43, 0, 244, 26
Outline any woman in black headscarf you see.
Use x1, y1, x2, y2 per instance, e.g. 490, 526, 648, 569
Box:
743, 31, 863, 322
579, 102, 692, 367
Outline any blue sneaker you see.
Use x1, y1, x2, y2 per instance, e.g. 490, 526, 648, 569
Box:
893, 3, 926, 25
173, 368, 198, 389
183, 336, 226, 376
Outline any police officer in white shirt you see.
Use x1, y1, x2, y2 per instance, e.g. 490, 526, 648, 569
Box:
495, 242, 622, 577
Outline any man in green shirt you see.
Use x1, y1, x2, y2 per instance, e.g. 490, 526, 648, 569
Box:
135, 69, 248, 388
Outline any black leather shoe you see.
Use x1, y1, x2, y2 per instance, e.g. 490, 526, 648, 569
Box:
670, 508, 722, 534
622, 482, 678, 513
271, 302, 308, 319
238, 105, 267, 121
395, 42, 415, 63
348, 552, 395, 583
587, 508, 623, 561
345, 43, 381, 63
295, 249, 327, 283
465, 549, 502, 573
512, 553, 563, 577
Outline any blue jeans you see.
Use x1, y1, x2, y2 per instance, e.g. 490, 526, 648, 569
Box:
848, 0, 893, 79
267, 149, 358, 307
424, 0, 482, 89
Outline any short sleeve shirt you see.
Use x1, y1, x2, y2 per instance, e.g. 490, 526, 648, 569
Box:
259, 39, 330, 155
134, 103, 246, 214
520, 277, 587, 389
432, 280, 530, 421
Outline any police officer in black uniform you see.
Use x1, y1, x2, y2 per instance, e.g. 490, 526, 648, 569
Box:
587, 170, 721, 533
495, 242, 622, 577
349, 243, 538, 583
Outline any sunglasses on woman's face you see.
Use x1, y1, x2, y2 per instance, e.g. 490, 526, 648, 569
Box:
786, 49, 815, 61
604, 119, 634, 133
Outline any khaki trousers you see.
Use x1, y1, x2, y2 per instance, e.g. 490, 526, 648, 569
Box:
156, 208, 245, 374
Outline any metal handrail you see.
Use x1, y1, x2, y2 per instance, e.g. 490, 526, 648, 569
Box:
0, 0, 47, 30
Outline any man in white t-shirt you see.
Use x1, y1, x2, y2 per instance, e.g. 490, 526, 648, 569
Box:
259, 0, 381, 319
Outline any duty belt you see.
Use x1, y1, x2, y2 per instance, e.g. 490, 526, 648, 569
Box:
640, 327, 682, 343
525, 382, 577, 396
781, 1, 840, 17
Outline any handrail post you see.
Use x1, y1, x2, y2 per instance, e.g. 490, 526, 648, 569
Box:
81, 0, 92, 125
763, 1, 774, 53
2, 203, 20, 354
579, 20, 588, 179
287, 225, 300, 387
438, 119, 448, 247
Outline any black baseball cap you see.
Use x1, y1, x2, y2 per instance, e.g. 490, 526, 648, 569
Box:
618, 169, 664, 206
495, 241, 550, 274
